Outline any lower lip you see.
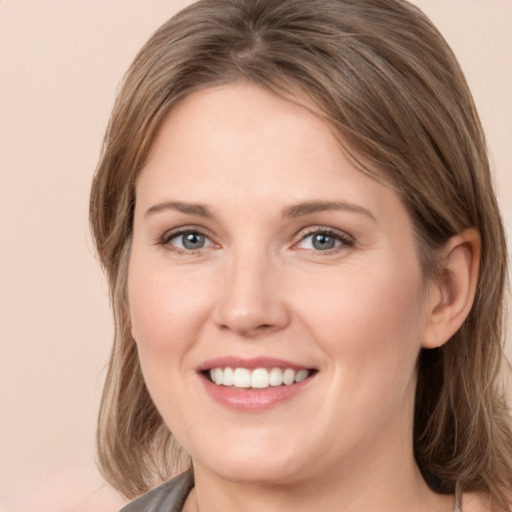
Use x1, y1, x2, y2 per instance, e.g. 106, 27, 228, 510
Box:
200, 374, 314, 411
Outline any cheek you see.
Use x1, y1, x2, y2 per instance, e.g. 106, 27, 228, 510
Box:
128, 258, 214, 352
126, 257, 216, 418
299, 262, 427, 443
298, 258, 426, 380
127, 260, 221, 424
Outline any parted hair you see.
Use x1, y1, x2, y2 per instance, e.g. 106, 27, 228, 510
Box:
89, 0, 512, 507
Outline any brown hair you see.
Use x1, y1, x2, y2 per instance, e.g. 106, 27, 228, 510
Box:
89, 0, 512, 507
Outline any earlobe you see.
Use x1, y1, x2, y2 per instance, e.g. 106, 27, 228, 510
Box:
421, 229, 481, 349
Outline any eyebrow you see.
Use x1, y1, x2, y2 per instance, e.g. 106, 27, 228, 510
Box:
282, 200, 376, 221
144, 199, 376, 221
145, 201, 212, 218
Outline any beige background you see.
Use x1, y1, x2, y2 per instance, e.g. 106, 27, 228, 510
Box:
0, 1, 511, 511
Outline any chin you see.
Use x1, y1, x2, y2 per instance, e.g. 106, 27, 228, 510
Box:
204, 458, 304, 486
189, 434, 308, 485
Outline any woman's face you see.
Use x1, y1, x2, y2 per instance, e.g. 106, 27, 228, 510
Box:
128, 83, 435, 486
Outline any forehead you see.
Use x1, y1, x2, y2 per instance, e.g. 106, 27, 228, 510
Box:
136, 82, 404, 224
142, 83, 340, 175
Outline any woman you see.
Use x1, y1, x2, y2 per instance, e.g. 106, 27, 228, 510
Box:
89, 0, 512, 510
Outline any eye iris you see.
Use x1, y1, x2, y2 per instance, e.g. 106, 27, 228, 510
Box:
312, 233, 336, 250
182, 232, 205, 249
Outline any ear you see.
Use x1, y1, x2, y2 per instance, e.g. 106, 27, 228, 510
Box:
421, 229, 481, 349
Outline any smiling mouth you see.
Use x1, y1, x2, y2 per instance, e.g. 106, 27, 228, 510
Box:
204, 367, 316, 389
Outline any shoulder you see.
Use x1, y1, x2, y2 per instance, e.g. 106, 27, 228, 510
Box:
120, 470, 194, 512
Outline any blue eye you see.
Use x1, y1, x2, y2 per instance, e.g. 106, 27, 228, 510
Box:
310, 233, 338, 250
297, 229, 352, 252
165, 230, 213, 251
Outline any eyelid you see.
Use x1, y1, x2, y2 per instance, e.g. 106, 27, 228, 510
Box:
156, 224, 354, 254
292, 226, 355, 252
158, 225, 218, 252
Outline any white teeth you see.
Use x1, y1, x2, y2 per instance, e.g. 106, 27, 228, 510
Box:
222, 367, 234, 386
233, 368, 251, 388
295, 369, 309, 383
269, 367, 283, 386
251, 368, 269, 388
213, 367, 223, 385
283, 368, 295, 385
208, 367, 311, 389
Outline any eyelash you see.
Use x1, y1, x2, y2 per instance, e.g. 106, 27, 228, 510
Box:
159, 227, 214, 254
294, 228, 354, 254
158, 226, 354, 255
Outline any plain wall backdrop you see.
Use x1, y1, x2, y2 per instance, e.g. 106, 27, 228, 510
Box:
1, 1, 511, 511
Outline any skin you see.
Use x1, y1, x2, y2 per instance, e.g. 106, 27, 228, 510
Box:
128, 83, 480, 512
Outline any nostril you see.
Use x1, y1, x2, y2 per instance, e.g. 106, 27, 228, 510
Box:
237, 323, 277, 337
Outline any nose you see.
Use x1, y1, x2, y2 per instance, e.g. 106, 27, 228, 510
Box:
212, 249, 290, 338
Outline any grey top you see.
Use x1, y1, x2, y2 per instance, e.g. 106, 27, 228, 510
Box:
120, 470, 463, 512
453, 481, 462, 512
120, 470, 194, 512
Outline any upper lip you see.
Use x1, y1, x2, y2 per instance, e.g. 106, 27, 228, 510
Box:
197, 356, 315, 372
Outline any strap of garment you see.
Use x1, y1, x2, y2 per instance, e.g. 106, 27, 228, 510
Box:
453, 481, 462, 512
